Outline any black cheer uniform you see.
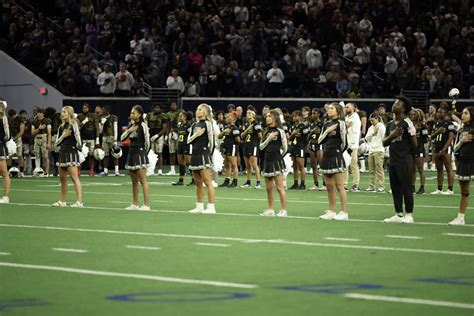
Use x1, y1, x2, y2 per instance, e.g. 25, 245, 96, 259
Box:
433, 119, 456, 154
242, 121, 262, 157
0, 116, 10, 160
221, 124, 240, 157
308, 120, 323, 153
177, 121, 192, 155
414, 123, 429, 158
260, 127, 288, 177
289, 122, 309, 157
318, 119, 347, 174
55, 122, 82, 167
454, 124, 474, 180
188, 120, 214, 170
121, 121, 150, 170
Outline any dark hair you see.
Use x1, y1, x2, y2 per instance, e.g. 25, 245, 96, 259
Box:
267, 109, 283, 128
185, 111, 194, 121
378, 103, 386, 109
247, 104, 256, 112
464, 106, 474, 126
45, 107, 56, 118
153, 103, 161, 109
82, 103, 90, 109
396, 95, 412, 114
103, 105, 111, 113
37, 108, 45, 114
132, 105, 144, 122
369, 112, 381, 121
292, 110, 302, 117
328, 102, 345, 120
7, 109, 16, 117
19, 110, 27, 115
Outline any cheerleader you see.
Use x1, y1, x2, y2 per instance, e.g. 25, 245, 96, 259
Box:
307, 108, 324, 190
52, 106, 83, 207
172, 111, 193, 186
0, 102, 10, 204
218, 112, 240, 188
449, 106, 474, 225
240, 109, 263, 188
288, 110, 309, 190
410, 108, 429, 194
188, 103, 216, 214
259, 109, 288, 217
430, 106, 456, 194
318, 102, 349, 220
121, 105, 150, 211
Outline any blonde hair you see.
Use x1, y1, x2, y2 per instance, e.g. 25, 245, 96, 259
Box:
61, 106, 76, 127
197, 103, 213, 121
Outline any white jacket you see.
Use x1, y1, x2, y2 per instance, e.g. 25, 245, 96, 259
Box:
345, 112, 361, 149
365, 122, 386, 153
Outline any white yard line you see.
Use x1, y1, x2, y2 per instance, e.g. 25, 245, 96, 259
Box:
126, 245, 161, 251
52, 248, 88, 253
344, 293, 474, 310
0, 262, 257, 289
385, 235, 423, 240
4, 201, 474, 228
443, 233, 474, 237
324, 237, 360, 242
195, 242, 230, 247
1, 223, 473, 257
0, 252, 11, 255
11, 188, 470, 210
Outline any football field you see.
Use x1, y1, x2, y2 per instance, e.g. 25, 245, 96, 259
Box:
1, 172, 473, 315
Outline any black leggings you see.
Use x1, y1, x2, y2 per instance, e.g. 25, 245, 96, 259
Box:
389, 163, 414, 214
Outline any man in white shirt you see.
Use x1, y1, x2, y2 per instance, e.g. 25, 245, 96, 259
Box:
115, 63, 135, 96
166, 68, 185, 94
306, 43, 323, 70
266, 61, 285, 97
345, 102, 361, 191
139, 32, 155, 62
97, 64, 116, 96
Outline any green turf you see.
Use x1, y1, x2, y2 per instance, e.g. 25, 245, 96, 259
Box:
0, 171, 473, 315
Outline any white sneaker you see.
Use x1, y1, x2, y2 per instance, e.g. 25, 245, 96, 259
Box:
431, 189, 442, 195
70, 201, 84, 208
260, 210, 275, 216
157, 170, 163, 176
212, 181, 218, 188
240, 183, 251, 188
334, 212, 349, 221
201, 207, 216, 214
441, 189, 454, 195
138, 205, 151, 211
188, 206, 204, 213
165, 170, 177, 176
319, 210, 337, 220
448, 216, 465, 225
376, 188, 385, 193
383, 214, 404, 223
125, 204, 140, 210
402, 214, 414, 224
318, 186, 327, 191
277, 210, 288, 217
0, 196, 9, 204
52, 201, 67, 207
307, 185, 319, 191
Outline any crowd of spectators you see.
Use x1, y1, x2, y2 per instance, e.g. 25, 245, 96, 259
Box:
1, 0, 473, 99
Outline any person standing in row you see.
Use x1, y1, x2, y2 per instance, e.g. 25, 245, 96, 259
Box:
52, 106, 83, 208
0, 102, 10, 204
344, 102, 361, 192
383, 96, 417, 223
77, 103, 100, 176
410, 108, 429, 194
100, 106, 120, 176
172, 111, 193, 186
449, 106, 474, 225
364, 112, 386, 192
240, 109, 263, 189
188, 103, 216, 214
121, 105, 150, 211
430, 106, 456, 195
259, 109, 288, 217
218, 112, 241, 188
7, 109, 26, 177
32, 108, 52, 176
288, 110, 309, 190
307, 108, 324, 190
318, 102, 349, 221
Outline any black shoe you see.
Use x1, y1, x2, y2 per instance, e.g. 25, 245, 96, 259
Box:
187, 181, 195, 186
228, 181, 238, 188
350, 185, 360, 192
416, 187, 425, 194
172, 180, 184, 186
218, 181, 230, 188
297, 183, 306, 190
289, 183, 299, 190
